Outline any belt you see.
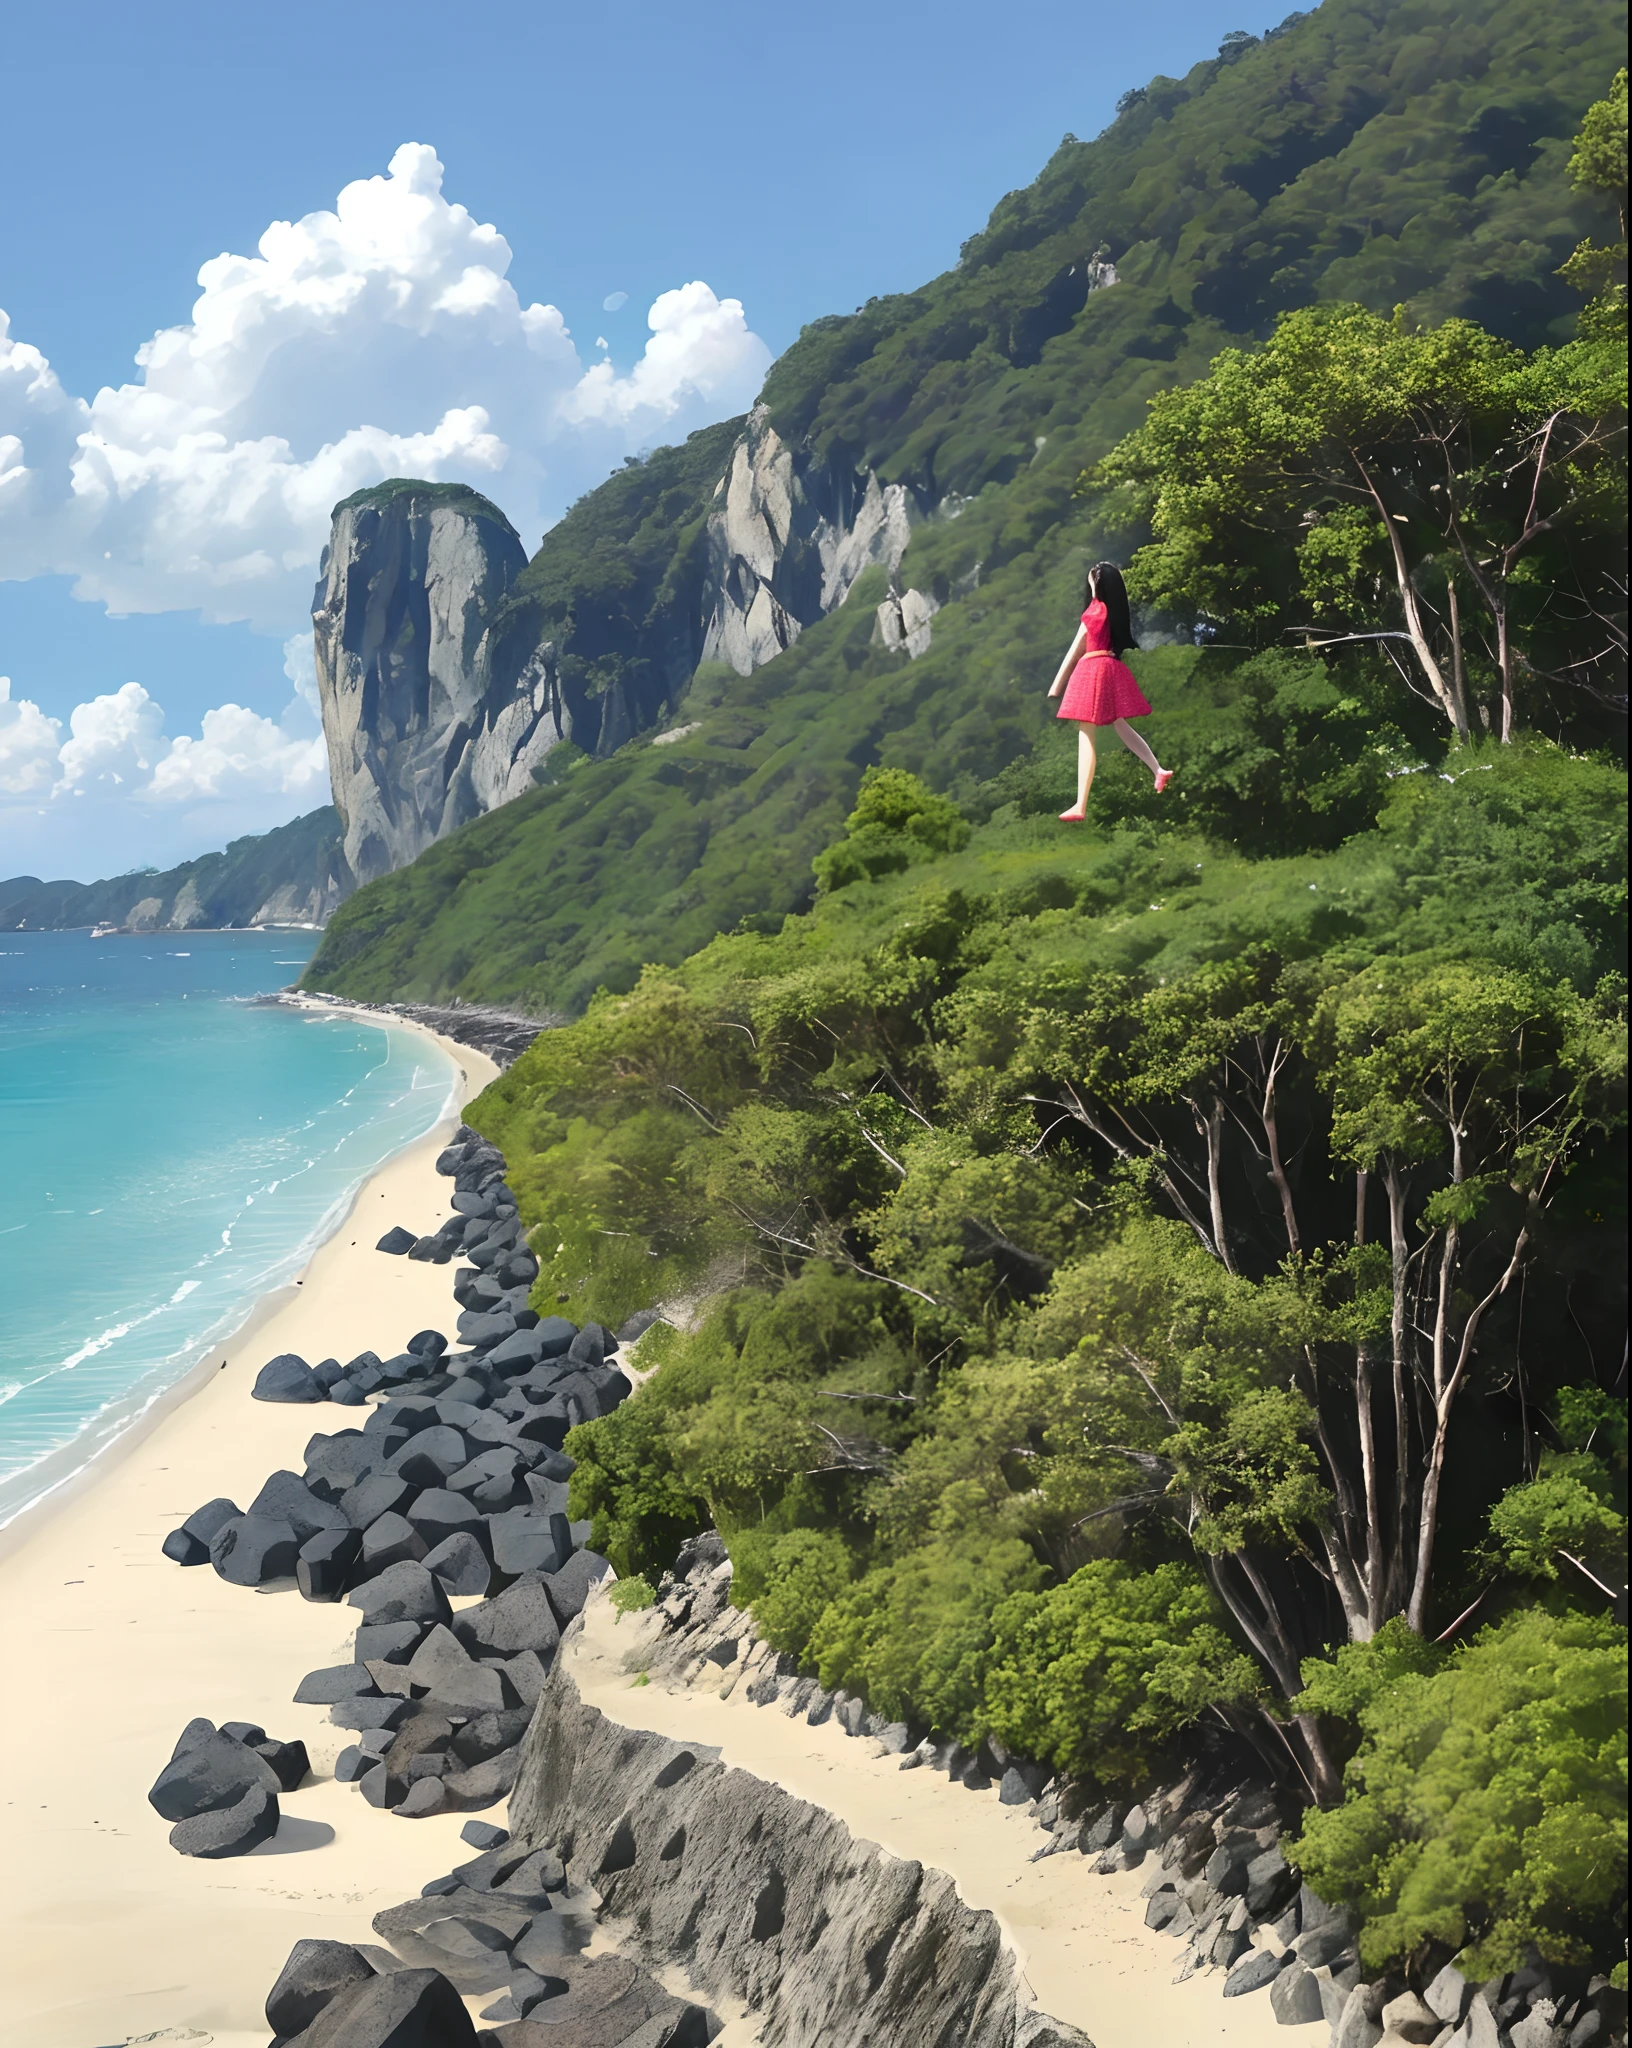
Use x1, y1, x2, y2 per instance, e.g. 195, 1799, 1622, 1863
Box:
1081, 649, 1115, 659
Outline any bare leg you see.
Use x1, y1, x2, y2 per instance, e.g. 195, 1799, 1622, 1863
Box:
1060, 725, 1097, 819
1113, 718, 1173, 791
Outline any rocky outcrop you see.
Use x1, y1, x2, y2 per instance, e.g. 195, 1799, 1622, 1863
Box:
509, 1635, 1091, 2048
700, 406, 915, 674
313, 482, 558, 885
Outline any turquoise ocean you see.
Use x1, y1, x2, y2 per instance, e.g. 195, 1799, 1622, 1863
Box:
0, 930, 460, 1528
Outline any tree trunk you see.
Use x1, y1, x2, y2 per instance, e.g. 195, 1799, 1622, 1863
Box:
1262, 1048, 1300, 1255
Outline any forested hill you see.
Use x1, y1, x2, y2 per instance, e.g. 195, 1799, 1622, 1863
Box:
302, 0, 1626, 1015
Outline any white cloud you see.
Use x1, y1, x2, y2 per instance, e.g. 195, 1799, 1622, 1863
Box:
602, 291, 629, 312
56, 681, 170, 795
0, 678, 63, 796
0, 143, 771, 636
145, 701, 328, 806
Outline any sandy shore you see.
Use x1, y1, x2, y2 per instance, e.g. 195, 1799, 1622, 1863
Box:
0, 1022, 502, 2048
570, 1595, 1328, 2048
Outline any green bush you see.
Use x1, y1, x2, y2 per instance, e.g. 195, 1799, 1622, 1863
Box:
977, 1560, 1263, 1783
1289, 1610, 1629, 1974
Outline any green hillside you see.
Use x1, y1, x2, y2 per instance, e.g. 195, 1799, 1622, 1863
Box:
0, 806, 351, 932
303, 0, 1627, 1014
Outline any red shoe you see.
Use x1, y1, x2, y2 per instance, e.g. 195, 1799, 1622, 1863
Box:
1154, 769, 1174, 795
1058, 807, 1086, 822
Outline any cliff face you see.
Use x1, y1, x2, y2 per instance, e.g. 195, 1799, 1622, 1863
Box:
313, 481, 546, 885
511, 1633, 1089, 2048
699, 406, 915, 674
311, 421, 914, 886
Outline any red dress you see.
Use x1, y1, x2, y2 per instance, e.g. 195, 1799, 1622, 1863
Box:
1056, 601, 1152, 724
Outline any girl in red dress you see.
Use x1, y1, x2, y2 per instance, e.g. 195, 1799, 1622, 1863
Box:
1046, 562, 1172, 819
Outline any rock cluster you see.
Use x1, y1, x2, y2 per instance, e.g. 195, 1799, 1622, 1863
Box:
159, 1126, 627, 1819
147, 1716, 309, 1858
259, 1814, 715, 2046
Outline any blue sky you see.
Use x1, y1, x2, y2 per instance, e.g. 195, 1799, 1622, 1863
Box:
1, 0, 1260, 879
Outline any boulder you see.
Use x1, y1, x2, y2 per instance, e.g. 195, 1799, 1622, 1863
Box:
485, 1328, 545, 1372
311, 1356, 347, 1391
149, 1729, 281, 1819
452, 1575, 561, 1659
217, 1719, 266, 1747
169, 1780, 279, 1858
1426, 1968, 1472, 2026
297, 1525, 363, 1602
389, 1426, 470, 1489
347, 1560, 452, 1627
1270, 1961, 1327, 2025
542, 1549, 612, 1625
376, 1226, 418, 1254
253, 1353, 322, 1402
457, 1310, 518, 1350
330, 1377, 366, 1406
451, 1708, 532, 1767
409, 1625, 508, 1712
161, 1526, 211, 1565
179, 1495, 241, 1546
294, 1664, 381, 1706
266, 1939, 375, 2036
998, 1762, 1049, 1806
250, 1470, 351, 1544
303, 1433, 375, 1499
615, 1309, 662, 1344
503, 1650, 549, 1710
360, 1512, 430, 1572
407, 1329, 449, 1358
408, 1488, 487, 1549
353, 1618, 427, 1664
442, 1744, 524, 1809
209, 1513, 299, 1586
532, 1316, 578, 1357
288, 1965, 477, 2047
1224, 1949, 1286, 1997
489, 1509, 571, 1578
340, 1472, 416, 1530
331, 1694, 411, 1733
1380, 1990, 1444, 2043
1333, 1981, 1390, 2048
1245, 1845, 1297, 1917
423, 1531, 493, 1598
253, 1736, 311, 1791
460, 1819, 509, 1851
567, 1323, 610, 1366
396, 1776, 451, 1818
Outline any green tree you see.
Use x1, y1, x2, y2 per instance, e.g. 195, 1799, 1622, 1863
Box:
1094, 304, 1627, 740
1289, 1610, 1629, 1975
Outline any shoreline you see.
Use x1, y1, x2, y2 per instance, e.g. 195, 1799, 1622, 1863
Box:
0, 1019, 502, 2045
0, 1005, 486, 1560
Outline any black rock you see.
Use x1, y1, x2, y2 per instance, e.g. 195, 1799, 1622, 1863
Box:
303, 1431, 375, 1498
451, 1707, 531, 1767
566, 1323, 609, 1366
408, 1489, 487, 1548
294, 1663, 381, 1706
615, 1309, 663, 1344
340, 1472, 416, 1530
531, 1315, 577, 1357
1224, 1948, 1286, 1997
460, 1819, 509, 1850
169, 1780, 279, 1858
452, 1574, 562, 1659
162, 1526, 211, 1565
353, 1619, 427, 1664
297, 1525, 363, 1602
456, 1309, 517, 1350
388, 1425, 469, 1489
435, 1142, 470, 1175
489, 1508, 572, 1578
265, 1938, 374, 2036
252, 1353, 321, 1402
149, 1728, 281, 1819
423, 1531, 493, 1598
347, 1560, 452, 1626
360, 1511, 430, 1571
253, 1737, 311, 1791
406, 1329, 448, 1358
218, 1720, 267, 1746
311, 1357, 347, 1391
346, 1349, 384, 1375
407, 1235, 442, 1262
329, 1695, 410, 1732
180, 1496, 241, 1545
287, 1964, 477, 2046
503, 1649, 550, 1710
250, 1470, 351, 1544
334, 1743, 371, 1783
376, 1226, 418, 1254
210, 1513, 300, 1586
542, 1549, 613, 1624
330, 1377, 366, 1406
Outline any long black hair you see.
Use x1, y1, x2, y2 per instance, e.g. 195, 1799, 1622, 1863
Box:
1084, 561, 1137, 654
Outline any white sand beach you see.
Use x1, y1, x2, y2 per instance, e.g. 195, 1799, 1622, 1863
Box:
569, 1593, 1329, 2048
0, 1025, 501, 2048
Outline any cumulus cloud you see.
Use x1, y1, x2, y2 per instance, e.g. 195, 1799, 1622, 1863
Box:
0, 143, 771, 635
0, 678, 64, 796
0, 676, 325, 815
